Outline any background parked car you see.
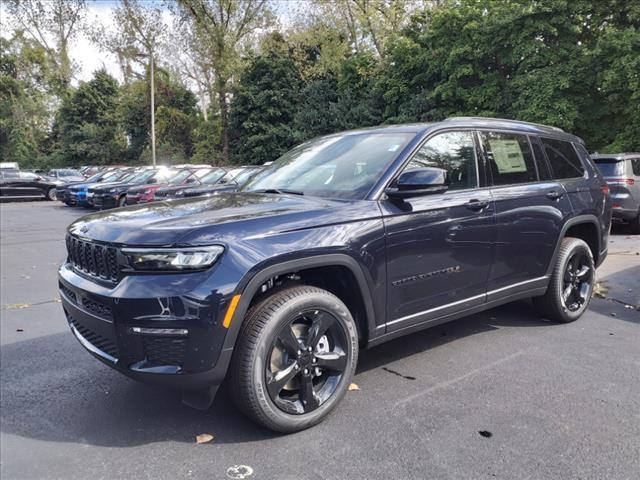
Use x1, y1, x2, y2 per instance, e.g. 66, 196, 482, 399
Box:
88, 168, 174, 209
593, 153, 640, 233
61, 169, 135, 206
125, 168, 213, 205
154, 167, 228, 200
182, 166, 263, 198
47, 169, 85, 182
0, 170, 60, 200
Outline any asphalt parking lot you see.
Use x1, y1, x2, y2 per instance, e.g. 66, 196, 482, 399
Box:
1, 201, 639, 480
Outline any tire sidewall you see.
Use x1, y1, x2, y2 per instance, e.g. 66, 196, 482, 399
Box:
553, 240, 595, 322
250, 291, 358, 431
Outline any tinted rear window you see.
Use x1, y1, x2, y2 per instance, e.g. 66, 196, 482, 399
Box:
541, 138, 585, 179
594, 160, 625, 177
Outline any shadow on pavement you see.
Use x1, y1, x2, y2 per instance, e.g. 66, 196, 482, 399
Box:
0, 300, 555, 448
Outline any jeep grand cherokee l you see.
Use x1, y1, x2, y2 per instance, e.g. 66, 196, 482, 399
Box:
59, 117, 611, 432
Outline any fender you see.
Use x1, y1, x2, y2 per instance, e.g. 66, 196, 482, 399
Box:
220, 253, 378, 354
545, 214, 603, 276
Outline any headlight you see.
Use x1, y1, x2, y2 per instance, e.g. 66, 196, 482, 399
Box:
122, 245, 224, 271
106, 188, 117, 193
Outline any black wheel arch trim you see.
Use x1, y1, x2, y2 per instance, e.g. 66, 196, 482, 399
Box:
221, 254, 378, 355
546, 214, 603, 275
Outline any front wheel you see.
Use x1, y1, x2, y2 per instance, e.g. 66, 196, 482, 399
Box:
117, 195, 126, 207
46, 188, 57, 201
533, 237, 595, 323
229, 285, 358, 433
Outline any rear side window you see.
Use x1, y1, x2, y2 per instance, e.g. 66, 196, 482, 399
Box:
541, 138, 585, 179
480, 131, 537, 185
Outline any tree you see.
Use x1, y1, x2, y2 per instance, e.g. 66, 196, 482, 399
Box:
229, 34, 302, 165
5, 0, 85, 94
55, 69, 125, 166
0, 33, 51, 167
176, 0, 275, 163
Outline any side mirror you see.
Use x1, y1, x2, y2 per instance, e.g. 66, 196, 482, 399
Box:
385, 167, 448, 199
147, 178, 157, 184
186, 178, 196, 184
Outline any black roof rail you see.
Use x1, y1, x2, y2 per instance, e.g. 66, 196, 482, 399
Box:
445, 116, 565, 133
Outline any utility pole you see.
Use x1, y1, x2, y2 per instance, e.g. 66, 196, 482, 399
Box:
150, 53, 156, 167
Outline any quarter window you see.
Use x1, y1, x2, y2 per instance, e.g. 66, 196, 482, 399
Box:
631, 159, 640, 176
541, 138, 585, 179
402, 131, 478, 191
480, 131, 538, 185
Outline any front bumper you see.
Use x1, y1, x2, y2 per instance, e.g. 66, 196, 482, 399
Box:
58, 263, 233, 390
91, 193, 118, 209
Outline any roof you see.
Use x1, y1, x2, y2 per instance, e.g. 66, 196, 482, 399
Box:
591, 153, 640, 160
342, 117, 580, 141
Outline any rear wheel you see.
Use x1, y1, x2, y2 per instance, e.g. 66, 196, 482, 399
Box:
46, 188, 56, 201
117, 195, 126, 207
229, 285, 358, 433
533, 237, 594, 323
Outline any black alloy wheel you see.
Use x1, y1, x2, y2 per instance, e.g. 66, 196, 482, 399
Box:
533, 237, 594, 323
266, 309, 348, 415
561, 251, 592, 312
230, 285, 358, 433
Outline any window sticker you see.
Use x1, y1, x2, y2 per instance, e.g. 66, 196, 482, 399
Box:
488, 139, 527, 173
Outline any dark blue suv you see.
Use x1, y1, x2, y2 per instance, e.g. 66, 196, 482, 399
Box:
58, 117, 612, 432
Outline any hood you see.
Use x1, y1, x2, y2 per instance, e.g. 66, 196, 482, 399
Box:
68, 192, 362, 245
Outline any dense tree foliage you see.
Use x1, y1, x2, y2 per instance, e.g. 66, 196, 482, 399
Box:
1, 0, 638, 167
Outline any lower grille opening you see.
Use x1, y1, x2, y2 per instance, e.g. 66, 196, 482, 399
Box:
68, 314, 118, 359
81, 297, 113, 319
60, 284, 76, 303
142, 337, 187, 367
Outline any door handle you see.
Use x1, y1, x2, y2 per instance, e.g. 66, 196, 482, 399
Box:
546, 190, 564, 200
465, 199, 490, 211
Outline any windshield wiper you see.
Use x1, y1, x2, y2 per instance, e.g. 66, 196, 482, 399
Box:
252, 188, 304, 196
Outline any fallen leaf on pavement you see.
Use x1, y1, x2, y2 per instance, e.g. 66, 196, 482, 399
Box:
195, 433, 214, 444
348, 383, 360, 391
16, 328, 24, 332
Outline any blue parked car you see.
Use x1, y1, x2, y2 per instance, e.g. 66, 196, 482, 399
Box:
60, 170, 132, 206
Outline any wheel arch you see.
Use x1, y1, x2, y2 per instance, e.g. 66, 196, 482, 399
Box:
221, 254, 377, 353
546, 215, 602, 275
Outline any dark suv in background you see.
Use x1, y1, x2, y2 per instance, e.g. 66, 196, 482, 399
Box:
592, 153, 640, 233
59, 117, 611, 433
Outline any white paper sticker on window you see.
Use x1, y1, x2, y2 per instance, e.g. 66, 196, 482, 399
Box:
489, 139, 527, 173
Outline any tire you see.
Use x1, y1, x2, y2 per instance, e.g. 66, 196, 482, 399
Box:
46, 188, 57, 201
533, 237, 595, 323
117, 195, 126, 207
229, 285, 358, 433
629, 211, 640, 234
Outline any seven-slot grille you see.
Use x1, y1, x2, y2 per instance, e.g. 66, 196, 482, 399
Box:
66, 234, 119, 282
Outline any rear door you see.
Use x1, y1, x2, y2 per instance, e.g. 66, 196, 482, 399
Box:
381, 130, 496, 331
480, 131, 573, 295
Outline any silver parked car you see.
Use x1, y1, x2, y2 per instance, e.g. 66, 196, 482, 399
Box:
592, 153, 640, 233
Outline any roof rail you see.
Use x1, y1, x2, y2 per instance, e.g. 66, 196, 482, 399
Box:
446, 116, 565, 133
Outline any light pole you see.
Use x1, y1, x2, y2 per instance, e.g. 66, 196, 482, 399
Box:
150, 53, 156, 167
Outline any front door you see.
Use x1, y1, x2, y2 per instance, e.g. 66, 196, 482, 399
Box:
381, 130, 496, 332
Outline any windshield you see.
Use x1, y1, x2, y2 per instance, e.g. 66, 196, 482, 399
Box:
595, 160, 624, 177
168, 170, 194, 185
243, 132, 415, 199
128, 170, 157, 183
201, 168, 227, 184
57, 169, 82, 177
234, 168, 261, 185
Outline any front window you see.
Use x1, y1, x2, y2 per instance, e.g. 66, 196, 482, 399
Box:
399, 131, 478, 191
243, 132, 415, 199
